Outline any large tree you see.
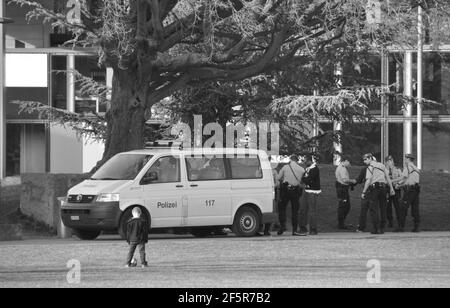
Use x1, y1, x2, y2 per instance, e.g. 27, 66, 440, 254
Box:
11, 0, 450, 163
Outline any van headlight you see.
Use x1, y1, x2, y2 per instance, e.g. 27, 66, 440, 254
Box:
96, 194, 120, 202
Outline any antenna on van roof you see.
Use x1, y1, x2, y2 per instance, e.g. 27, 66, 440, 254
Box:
145, 140, 183, 150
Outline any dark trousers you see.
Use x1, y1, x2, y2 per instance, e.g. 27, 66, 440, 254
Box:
358, 197, 370, 231
300, 193, 319, 231
336, 183, 351, 228
387, 189, 402, 227
278, 185, 302, 232
400, 186, 420, 228
126, 242, 147, 265
367, 184, 388, 230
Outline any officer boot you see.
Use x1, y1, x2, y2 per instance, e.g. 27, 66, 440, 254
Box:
371, 224, 379, 235
277, 224, 286, 235
412, 223, 420, 233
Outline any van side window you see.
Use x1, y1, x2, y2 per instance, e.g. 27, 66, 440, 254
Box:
144, 156, 181, 183
229, 156, 263, 179
186, 156, 227, 181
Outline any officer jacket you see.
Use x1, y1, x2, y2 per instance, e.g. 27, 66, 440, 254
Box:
278, 162, 305, 186
365, 161, 388, 185
403, 163, 420, 185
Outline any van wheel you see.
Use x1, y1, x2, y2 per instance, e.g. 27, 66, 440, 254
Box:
119, 208, 134, 239
232, 206, 260, 237
191, 227, 212, 237
119, 207, 150, 239
74, 229, 101, 240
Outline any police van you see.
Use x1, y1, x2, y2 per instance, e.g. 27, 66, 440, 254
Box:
61, 147, 277, 240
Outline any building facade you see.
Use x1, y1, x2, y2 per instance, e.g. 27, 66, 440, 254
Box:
1, 0, 107, 178
1, 1, 450, 178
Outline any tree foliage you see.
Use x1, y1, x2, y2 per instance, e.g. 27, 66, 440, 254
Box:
9, 0, 450, 161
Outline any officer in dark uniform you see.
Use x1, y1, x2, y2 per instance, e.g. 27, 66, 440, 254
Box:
399, 154, 421, 233
361, 153, 395, 234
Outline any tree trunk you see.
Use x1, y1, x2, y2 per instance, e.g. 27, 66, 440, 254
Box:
101, 68, 146, 163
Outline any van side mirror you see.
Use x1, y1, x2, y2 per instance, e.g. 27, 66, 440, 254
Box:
140, 172, 158, 185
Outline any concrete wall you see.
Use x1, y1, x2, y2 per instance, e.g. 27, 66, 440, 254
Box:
20, 173, 88, 229
0, 177, 21, 220
50, 125, 83, 173
50, 125, 104, 174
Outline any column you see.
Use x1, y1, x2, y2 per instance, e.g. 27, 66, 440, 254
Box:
403, 51, 413, 158
312, 89, 319, 154
67, 54, 75, 112
333, 121, 342, 165
0, 3, 6, 179
417, 6, 423, 169
380, 52, 389, 163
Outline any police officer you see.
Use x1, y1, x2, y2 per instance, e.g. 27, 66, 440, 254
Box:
399, 154, 421, 233
277, 155, 305, 236
385, 155, 403, 229
362, 153, 395, 234
335, 156, 357, 230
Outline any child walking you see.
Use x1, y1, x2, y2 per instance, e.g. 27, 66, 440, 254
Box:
125, 207, 149, 268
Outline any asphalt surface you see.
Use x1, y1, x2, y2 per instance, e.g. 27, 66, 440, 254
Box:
0, 232, 449, 288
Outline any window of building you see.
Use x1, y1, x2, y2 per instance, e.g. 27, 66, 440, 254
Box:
387, 123, 404, 166
416, 123, 450, 172
388, 52, 450, 116
343, 123, 382, 164
5, 124, 21, 177
5, 54, 48, 87
75, 56, 107, 114
51, 55, 67, 109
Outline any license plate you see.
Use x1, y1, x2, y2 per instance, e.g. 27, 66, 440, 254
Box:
71, 216, 80, 221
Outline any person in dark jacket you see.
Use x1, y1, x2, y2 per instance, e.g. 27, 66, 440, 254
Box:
125, 207, 149, 268
300, 155, 321, 235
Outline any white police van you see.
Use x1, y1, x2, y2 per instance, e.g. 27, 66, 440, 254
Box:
61, 147, 277, 240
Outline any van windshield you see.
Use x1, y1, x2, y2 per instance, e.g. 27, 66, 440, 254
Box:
91, 154, 153, 181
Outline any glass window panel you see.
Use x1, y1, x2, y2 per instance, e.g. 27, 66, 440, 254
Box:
186, 156, 227, 181
75, 56, 106, 114
317, 123, 335, 164
388, 52, 450, 116
342, 123, 382, 165
388, 123, 404, 166
229, 156, 262, 179
5, 124, 21, 177
144, 156, 181, 183
51, 55, 67, 109
416, 123, 450, 172
6, 87, 49, 120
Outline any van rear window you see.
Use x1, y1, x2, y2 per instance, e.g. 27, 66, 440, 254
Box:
229, 156, 263, 179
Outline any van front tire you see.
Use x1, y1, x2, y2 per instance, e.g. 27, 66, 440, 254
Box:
119, 207, 151, 240
74, 229, 101, 240
232, 206, 260, 237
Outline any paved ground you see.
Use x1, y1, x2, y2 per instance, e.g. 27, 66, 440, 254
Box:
0, 232, 449, 288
